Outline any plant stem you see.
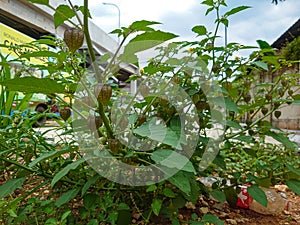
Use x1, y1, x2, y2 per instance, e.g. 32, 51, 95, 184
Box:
83, 0, 114, 138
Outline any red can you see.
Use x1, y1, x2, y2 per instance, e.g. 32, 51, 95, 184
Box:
236, 185, 252, 208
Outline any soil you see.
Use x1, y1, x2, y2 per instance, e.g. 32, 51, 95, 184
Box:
172, 187, 300, 225
1, 172, 299, 225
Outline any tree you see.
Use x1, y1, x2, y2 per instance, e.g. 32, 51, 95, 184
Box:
272, 0, 285, 4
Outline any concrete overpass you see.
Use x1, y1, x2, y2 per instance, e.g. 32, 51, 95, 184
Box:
0, 0, 138, 88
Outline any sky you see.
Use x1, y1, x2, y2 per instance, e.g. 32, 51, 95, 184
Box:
71, 0, 300, 52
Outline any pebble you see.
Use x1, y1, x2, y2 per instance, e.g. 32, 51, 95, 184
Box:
225, 219, 238, 225
199, 207, 209, 214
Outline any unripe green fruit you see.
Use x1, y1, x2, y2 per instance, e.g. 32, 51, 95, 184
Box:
94, 84, 112, 105
274, 110, 281, 119
196, 101, 208, 111
137, 114, 147, 126
63, 28, 84, 52
212, 63, 221, 73
87, 116, 102, 131
274, 102, 281, 109
60, 107, 71, 121
246, 119, 252, 126
243, 94, 251, 103
192, 93, 201, 104
261, 107, 268, 115
278, 88, 285, 97
265, 94, 272, 101
119, 116, 129, 130
140, 85, 150, 98
108, 139, 120, 154
159, 96, 168, 106
171, 76, 180, 84
281, 79, 288, 87
248, 129, 255, 136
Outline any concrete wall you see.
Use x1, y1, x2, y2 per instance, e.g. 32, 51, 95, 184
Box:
260, 63, 300, 130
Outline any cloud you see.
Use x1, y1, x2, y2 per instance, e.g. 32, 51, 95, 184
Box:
71, 0, 299, 51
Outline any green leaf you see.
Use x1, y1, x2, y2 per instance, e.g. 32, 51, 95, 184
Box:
192, 25, 207, 36
151, 149, 195, 173
117, 208, 131, 225
119, 30, 178, 64
133, 121, 183, 149
0, 77, 67, 94
17, 93, 33, 111
286, 164, 300, 177
0, 178, 26, 198
234, 135, 254, 143
266, 131, 297, 151
81, 174, 101, 196
172, 219, 181, 225
29, 147, 75, 167
83, 194, 98, 210
286, 179, 300, 195
51, 158, 86, 188
257, 177, 272, 188
55, 188, 80, 207
224, 97, 239, 112
210, 190, 226, 203
224, 6, 251, 17
220, 18, 229, 27
20, 50, 58, 59
61, 210, 71, 222
129, 20, 161, 31
146, 184, 157, 192
87, 219, 98, 225
45, 218, 58, 225
151, 198, 162, 216
129, 30, 177, 46
224, 187, 238, 207
54, 5, 76, 28
253, 61, 268, 71
202, 214, 224, 225
205, 7, 214, 16
27, 0, 49, 5
292, 100, 300, 106
163, 187, 176, 198
118, 203, 131, 211
247, 185, 267, 207
167, 171, 191, 195
244, 148, 257, 157
257, 40, 272, 49
226, 121, 242, 129
292, 94, 300, 100
201, 0, 214, 6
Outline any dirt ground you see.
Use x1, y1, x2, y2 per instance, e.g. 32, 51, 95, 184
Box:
0, 173, 299, 224
174, 186, 300, 225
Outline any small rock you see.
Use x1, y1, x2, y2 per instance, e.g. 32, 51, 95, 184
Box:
199, 207, 209, 214
236, 218, 250, 223
274, 184, 288, 192
280, 192, 288, 199
212, 202, 225, 211
218, 212, 228, 218
185, 201, 196, 209
225, 219, 238, 225
132, 213, 141, 219
177, 214, 184, 220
